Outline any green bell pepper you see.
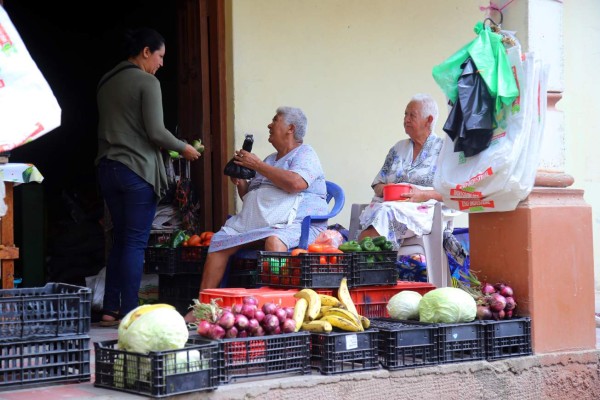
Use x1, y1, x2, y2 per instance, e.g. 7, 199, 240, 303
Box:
169, 230, 187, 248
359, 237, 377, 252
338, 240, 362, 252
372, 236, 387, 248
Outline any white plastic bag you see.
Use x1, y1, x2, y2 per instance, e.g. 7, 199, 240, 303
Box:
0, 6, 61, 152
85, 267, 106, 311
433, 41, 548, 213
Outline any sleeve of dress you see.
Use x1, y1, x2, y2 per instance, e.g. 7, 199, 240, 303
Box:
288, 145, 323, 186
371, 144, 397, 187
140, 77, 186, 152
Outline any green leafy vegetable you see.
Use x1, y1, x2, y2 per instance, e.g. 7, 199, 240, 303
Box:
418, 287, 477, 323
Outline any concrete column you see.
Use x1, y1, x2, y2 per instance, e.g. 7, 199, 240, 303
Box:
470, 1, 595, 353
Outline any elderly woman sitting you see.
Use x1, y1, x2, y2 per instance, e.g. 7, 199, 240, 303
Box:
185, 106, 328, 321
358, 93, 451, 249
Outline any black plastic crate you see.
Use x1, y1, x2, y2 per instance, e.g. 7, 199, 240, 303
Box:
437, 320, 485, 363
310, 329, 379, 375
349, 251, 399, 287
158, 274, 201, 315
224, 270, 260, 289
215, 331, 311, 383
144, 246, 208, 275
0, 283, 91, 341
0, 335, 90, 388
258, 251, 352, 289
370, 318, 438, 370
483, 317, 532, 361
94, 338, 219, 398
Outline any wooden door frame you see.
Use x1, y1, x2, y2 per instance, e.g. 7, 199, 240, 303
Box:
176, 0, 228, 232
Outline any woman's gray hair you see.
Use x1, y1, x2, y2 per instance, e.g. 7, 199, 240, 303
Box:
277, 106, 307, 142
411, 93, 439, 133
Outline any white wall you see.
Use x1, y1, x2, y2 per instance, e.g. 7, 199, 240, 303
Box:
227, 0, 597, 293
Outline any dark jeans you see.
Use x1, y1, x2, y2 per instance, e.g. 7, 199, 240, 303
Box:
97, 158, 157, 316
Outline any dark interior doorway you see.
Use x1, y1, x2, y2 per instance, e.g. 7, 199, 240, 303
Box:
2, 1, 203, 287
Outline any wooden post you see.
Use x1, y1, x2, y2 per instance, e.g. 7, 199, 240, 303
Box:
1, 182, 19, 289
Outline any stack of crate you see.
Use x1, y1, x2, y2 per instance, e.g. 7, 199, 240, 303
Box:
0, 283, 92, 389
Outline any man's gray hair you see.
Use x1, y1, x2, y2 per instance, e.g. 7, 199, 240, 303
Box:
411, 93, 439, 133
277, 106, 307, 142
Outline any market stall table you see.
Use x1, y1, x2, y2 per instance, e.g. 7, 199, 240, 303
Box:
0, 163, 43, 288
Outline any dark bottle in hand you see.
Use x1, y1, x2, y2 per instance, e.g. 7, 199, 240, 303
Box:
242, 134, 254, 152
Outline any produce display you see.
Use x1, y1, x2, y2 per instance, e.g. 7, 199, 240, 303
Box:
190, 295, 298, 339
418, 287, 477, 323
294, 278, 371, 333
386, 290, 423, 320
455, 272, 518, 320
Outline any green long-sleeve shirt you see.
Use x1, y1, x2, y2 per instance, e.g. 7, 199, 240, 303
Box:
96, 61, 186, 198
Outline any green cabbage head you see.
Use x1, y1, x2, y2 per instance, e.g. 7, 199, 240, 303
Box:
118, 304, 189, 354
418, 287, 476, 323
386, 290, 422, 320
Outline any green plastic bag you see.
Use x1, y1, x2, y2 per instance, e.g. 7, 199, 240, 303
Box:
432, 22, 519, 114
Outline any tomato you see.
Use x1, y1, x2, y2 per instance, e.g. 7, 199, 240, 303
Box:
200, 231, 214, 241
291, 248, 308, 256
187, 234, 202, 246
329, 256, 338, 264
321, 245, 343, 254
308, 243, 324, 253
319, 255, 328, 265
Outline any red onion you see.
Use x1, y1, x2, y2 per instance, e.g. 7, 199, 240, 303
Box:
489, 293, 507, 312
247, 318, 260, 333
504, 296, 516, 311
274, 307, 288, 323
254, 325, 265, 337
221, 306, 231, 313
481, 283, 496, 295
225, 326, 238, 338
500, 285, 514, 298
218, 311, 235, 329
243, 296, 258, 306
283, 307, 295, 319
241, 304, 257, 319
208, 324, 226, 340
262, 302, 277, 315
492, 309, 506, 320
505, 310, 513, 319
281, 318, 296, 333
235, 314, 249, 330
237, 329, 248, 338
476, 305, 493, 320
262, 314, 279, 332
254, 310, 265, 323
197, 320, 212, 337
271, 326, 281, 335
494, 282, 506, 293
231, 303, 243, 314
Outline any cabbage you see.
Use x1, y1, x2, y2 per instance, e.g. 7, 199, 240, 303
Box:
386, 290, 422, 320
418, 287, 477, 323
118, 305, 189, 354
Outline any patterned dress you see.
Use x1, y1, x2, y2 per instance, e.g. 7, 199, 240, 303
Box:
358, 133, 444, 248
209, 144, 328, 252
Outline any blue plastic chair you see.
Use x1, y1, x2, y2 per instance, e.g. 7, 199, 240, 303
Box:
220, 180, 345, 287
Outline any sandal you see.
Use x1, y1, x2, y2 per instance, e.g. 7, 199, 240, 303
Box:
99, 310, 122, 327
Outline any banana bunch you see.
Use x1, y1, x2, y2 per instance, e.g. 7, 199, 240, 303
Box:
292, 278, 370, 333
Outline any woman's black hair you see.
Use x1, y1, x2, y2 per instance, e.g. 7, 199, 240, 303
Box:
123, 27, 165, 58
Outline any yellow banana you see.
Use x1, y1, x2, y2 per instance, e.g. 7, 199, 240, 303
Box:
124, 303, 175, 329
294, 289, 321, 320
360, 315, 371, 330
301, 320, 333, 333
292, 298, 308, 332
323, 307, 363, 331
337, 278, 359, 318
319, 294, 341, 307
320, 305, 333, 314
320, 314, 361, 332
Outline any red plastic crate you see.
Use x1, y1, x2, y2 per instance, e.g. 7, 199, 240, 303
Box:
199, 287, 299, 308
349, 281, 436, 318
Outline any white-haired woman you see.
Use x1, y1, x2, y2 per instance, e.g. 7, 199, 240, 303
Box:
185, 106, 327, 321
357, 93, 446, 247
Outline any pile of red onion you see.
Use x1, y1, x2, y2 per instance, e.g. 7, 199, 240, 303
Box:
194, 296, 296, 340
476, 282, 517, 320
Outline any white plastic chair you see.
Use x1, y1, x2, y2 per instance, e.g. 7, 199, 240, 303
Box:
348, 202, 452, 288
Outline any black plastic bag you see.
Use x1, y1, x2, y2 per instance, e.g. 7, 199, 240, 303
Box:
443, 57, 495, 157
224, 134, 256, 179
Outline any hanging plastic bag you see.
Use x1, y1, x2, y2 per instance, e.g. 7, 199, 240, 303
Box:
224, 134, 256, 179
0, 6, 61, 152
433, 38, 548, 213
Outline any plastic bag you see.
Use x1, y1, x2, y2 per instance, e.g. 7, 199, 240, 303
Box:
224, 134, 256, 179
433, 39, 549, 213
0, 6, 61, 152
85, 267, 106, 311
313, 229, 344, 248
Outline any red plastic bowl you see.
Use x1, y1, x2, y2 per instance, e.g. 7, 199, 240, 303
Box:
383, 183, 411, 201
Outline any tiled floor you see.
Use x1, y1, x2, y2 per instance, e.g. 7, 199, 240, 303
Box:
1, 322, 599, 399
